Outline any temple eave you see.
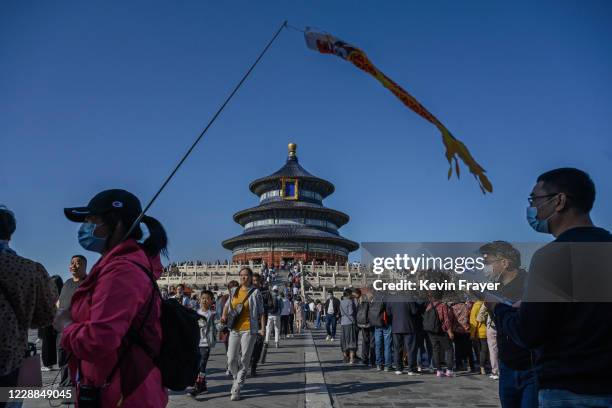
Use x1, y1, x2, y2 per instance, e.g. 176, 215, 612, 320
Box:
232, 206, 350, 227
221, 234, 359, 252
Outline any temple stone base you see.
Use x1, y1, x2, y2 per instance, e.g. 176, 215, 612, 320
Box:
231, 250, 347, 266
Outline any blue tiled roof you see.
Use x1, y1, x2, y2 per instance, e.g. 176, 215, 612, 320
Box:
232, 200, 350, 227
222, 225, 359, 251
249, 156, 334, 197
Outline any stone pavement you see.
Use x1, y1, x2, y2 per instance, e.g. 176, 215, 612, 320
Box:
312, 328, 501, 408
26, 328, 501, 407
166, 334, 306, 407
26, 331, 307, 408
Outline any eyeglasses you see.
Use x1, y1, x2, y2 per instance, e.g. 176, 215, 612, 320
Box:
527, 192, 571, 205
481, 253, 502, 264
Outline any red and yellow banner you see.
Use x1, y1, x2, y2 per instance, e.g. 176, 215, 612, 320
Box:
305, 29, 493, 193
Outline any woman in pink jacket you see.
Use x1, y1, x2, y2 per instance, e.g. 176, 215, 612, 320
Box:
54, 189, 168, 407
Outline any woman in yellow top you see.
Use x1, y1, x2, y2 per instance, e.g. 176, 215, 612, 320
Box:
221, 267, 264, 401
469, 300, 489, 375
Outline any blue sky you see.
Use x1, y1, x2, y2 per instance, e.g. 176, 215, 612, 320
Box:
2, 1, 611, 279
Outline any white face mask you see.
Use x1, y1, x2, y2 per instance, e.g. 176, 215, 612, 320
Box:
483, 263, 503, 282
482, 264, 495, 278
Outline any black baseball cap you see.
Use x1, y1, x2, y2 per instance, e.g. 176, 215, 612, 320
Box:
64, 189, 142, 223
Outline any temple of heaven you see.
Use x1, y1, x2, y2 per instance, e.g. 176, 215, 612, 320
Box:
222, 143, 358, 266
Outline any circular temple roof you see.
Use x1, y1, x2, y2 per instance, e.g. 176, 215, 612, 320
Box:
224, 142, 359, 255
249, 143, 335, 197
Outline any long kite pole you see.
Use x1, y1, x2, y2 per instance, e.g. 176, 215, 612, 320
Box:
124, 21, 288, 240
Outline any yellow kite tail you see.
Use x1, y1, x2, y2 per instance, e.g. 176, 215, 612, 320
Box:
441, 129, 493, 193
347, 49, 493, 194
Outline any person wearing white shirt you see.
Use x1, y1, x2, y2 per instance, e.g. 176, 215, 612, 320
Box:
309, 301, 316, 325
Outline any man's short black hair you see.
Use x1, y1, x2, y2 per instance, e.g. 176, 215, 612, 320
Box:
200, 290, 214, 299
537, 168, 596, 213
71, 255, 87, 264
0, 206, 16, 240
479, 241, 521, 270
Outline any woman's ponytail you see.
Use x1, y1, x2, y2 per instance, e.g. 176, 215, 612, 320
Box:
141, 215, 168, 258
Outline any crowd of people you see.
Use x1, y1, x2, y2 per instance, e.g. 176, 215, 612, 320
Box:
1, 167, 612, 408
319, 286, 504, 377
162, 265, 317, 400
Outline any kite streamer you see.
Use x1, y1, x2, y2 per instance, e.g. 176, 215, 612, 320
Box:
304, 29, 493, 193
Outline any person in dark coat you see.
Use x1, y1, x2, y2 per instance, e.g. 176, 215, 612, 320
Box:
369, 290, 393, 371
57, 254, 88, 386
323, 291, 341, 341
415, 301, 433, 371
38, 275, 63, 370
386, 293, 419, 374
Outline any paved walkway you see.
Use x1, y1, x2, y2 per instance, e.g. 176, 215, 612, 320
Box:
26, 328, 501, 407
312, 329, 500, 408
26, 331, 307, 408
167, 335, 306, 407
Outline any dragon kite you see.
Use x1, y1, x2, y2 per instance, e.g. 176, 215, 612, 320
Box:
304, 29, 493, 194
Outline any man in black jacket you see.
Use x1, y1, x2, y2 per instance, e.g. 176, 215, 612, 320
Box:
386, 293, 420, 375
355, 290, 375, 367
494, 168, 612, 407
369, 291, 393, 371
480, 241, 537, 407
323, 290, 341, 341
249, 273, 267, 377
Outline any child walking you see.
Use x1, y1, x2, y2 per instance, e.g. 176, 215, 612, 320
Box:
190, 290, 217, 397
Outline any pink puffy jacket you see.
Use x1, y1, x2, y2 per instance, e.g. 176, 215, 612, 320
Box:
61, 239, 168, 407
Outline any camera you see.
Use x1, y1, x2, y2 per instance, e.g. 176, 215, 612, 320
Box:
77, 384, 102, 408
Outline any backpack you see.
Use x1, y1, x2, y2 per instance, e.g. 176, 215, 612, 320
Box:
264, 290, 277, 314
131, 263, 201, 391
356, 301, 370, 328
423, 303, 443, 334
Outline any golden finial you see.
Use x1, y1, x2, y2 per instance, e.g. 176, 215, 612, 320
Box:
288, 142, 297, 158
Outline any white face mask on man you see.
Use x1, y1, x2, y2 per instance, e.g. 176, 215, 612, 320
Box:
483, 264, 503, 282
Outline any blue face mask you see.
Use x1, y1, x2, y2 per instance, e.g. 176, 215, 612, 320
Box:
526, 194, 560, 234
78, 222, 107, 253
526, 203, 559, 234
526, 206, 548, 233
